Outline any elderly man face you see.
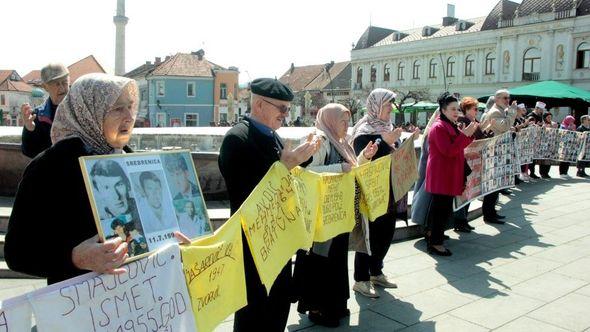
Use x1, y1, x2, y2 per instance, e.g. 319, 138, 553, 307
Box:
43, 76, 70, 105
496, 93, 510, 109
582, 117, 590, 127
252, 95, 290, 130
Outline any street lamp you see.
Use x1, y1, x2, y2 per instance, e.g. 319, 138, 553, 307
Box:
324, 61, 335, 103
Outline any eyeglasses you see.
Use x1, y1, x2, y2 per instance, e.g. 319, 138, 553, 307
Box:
261, 98, 290, 114
501, 96, 510, 100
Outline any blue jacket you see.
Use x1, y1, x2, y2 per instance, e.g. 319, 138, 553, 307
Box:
21, 98, 56, 158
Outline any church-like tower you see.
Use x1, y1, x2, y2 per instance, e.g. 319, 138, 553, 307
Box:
113, 0, 128, 75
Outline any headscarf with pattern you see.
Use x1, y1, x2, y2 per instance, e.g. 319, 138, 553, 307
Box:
350, 88, 396, 142
51, 73, 138, 154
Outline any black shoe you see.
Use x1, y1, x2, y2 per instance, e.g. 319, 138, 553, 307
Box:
495, 214, 506, 219
500, 189, 512, 195
443, 234, 450, 240
467, 224, 475, 230
484, 218, 505, 225
530, 174, 540, 179
427, 245, 452, 256
577, 171, 588, 178
541, 174, 551, 179
308, 311, 340, 328
335, 308, 350, 319
454, 223, 472, 233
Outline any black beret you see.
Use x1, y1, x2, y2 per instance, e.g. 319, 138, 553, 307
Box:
250, 78, 294, 102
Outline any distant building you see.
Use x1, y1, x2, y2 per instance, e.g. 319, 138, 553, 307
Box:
279, 61, 351, 119
0, 70, 32, 126
351, 0, 590, 119
126, 50, 239, 127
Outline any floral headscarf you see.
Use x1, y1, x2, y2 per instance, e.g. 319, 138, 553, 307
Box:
51, 73, 138, 154
350, 88, 396, 142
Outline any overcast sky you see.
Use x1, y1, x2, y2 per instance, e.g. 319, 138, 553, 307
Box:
3, 0, 505, 83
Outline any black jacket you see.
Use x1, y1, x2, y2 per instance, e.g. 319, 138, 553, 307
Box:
218, 118, 283, 214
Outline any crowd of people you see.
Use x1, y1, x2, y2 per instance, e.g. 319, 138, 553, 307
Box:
4, 61, 590, 331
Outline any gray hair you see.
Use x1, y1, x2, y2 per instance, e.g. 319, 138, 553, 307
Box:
485, 96, 495, 110
494, 89, 510, 98
581, 115, 590, 122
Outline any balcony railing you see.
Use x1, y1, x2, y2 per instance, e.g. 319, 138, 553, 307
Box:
522, 72, 540, 81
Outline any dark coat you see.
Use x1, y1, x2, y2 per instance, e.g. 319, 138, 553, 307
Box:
6, 137, 95, 284
218, 117, 292, 332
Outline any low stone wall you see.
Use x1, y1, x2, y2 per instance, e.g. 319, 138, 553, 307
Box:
0, 143, 228, 200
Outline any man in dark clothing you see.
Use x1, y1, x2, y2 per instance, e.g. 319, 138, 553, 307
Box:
218, 78, 318, 332
21, 63, 70, 158
526, 101, 546, 179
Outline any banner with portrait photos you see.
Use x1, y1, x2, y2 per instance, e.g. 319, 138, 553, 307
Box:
533, 127, 585, 163
514, 126, 540, 166
579, 132, 590, 162
454, 132, 516, 211
79, 150, 213, 261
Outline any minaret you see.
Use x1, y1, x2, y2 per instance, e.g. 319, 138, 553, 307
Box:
113, 0, 128, 75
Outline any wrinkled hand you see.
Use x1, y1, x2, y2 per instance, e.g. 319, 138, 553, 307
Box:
72, 235, 128, 275
362, 140, 379, 159
461, 121, 479, 137
20, 103, 36, 131
280, 133, 320, 170
381, 128, 403, 145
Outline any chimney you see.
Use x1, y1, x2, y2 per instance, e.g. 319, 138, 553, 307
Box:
290, 63, 295, 74
442, 3, 458, 26
195, 49, 205, 60
146, 61, 152, 65
165, 55, 171, 61
155, 57, 161, 65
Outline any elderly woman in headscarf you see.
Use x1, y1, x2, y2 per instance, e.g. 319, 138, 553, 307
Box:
558, 115, 577, 177
5, 74, 167, 284
348, 88, 406, 298
295, 103, 378, 327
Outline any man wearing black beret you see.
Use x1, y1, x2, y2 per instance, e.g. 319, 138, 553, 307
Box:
219, 78, 319, 331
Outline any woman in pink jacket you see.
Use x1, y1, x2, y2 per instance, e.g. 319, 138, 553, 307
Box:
425, 93, 478, 256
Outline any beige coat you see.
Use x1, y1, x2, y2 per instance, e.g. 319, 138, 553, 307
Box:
482, 103, 517, 135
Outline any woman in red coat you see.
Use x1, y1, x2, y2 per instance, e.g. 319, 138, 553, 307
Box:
425, 93, 479, 256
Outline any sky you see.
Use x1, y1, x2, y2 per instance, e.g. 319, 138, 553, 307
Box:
3, 0, 505, 84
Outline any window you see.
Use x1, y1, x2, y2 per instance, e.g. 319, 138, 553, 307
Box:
465, 55, 474, 76
156, 81, 165, 97
220, 83, 227, 100
187, 82, 195, 97
446, 56, 455, 77
413, 60, 420, 79
140, 90, 147, 101
185, 113, 199, 127
523, 48, 541, 81
356, 67, 363, 84
397, 62, 405, 80
383, 64, 390, 81
0, 95, 5, 106
577, 43, 590, 69
370, 65, 376, 82
429, 59, 437, 78
156, 113, 166, 127
485, 53, 495, 75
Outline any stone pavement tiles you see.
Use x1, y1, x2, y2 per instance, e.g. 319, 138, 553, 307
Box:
1, 171, 590, 331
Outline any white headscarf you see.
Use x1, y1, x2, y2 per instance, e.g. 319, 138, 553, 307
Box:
351, 88, 396, 142
51, 73, 138, 154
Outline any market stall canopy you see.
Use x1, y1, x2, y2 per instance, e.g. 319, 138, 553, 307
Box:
478, 81, 590, 109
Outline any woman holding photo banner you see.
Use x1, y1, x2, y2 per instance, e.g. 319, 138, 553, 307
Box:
424, 93, 478, 256
5, 74, 152, 284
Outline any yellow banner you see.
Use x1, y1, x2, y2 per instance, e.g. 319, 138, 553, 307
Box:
315, 172, 356, 242
391, 138, 418, 202
291, 167, 320, 249
354, 155, 391, 221
181, 215, 247, 332
240, 162, 308, 293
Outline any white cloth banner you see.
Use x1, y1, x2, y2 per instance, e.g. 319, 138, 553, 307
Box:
30, 244, 196, 332
0, 299, 33, 332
